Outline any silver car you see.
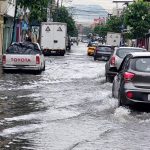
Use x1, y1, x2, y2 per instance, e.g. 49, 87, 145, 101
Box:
105, 47, 146, 82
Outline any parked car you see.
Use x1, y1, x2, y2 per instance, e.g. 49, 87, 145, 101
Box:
105, 47, 146, 82
87, 41, 98, 56
93, 45, 114, 61
112, 52, 150, 106
2, 42, 45, 73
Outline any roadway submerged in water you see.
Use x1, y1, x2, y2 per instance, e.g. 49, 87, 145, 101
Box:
0, 43, 150, 150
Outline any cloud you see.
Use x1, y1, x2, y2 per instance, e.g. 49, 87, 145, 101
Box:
64, 0, 115, 11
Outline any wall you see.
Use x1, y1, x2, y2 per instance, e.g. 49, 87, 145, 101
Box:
0, 0, 16, 17
0, 15, 4, 61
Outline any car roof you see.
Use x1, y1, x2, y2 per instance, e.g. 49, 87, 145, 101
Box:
129, 52, 150, 58
117, 47, 146, 50
98, 45, 113, 47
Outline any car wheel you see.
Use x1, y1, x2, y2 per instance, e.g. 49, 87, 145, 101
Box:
118, 92, 123, 106
94, 56, 97, 61
106, 75, 113, 83
112, 82, 115, 98
43, 63, 45, 71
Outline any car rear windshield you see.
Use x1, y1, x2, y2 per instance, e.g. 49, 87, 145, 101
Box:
116, 48, 146, 58
6, 42, 42, 55
97, 46, 113, 52
131, 58, 150, 72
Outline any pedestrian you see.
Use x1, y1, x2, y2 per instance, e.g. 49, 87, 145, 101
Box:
25, 29, 34, 42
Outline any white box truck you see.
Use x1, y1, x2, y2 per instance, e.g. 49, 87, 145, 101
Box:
40, 22, 67, 56
106, 32, 121, 46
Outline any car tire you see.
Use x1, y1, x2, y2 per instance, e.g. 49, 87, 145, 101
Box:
106, 75, 113, 83
94, 56, 97, 61
43, 63, 45, 71
112, 82, 115, 98
118, 92, 123, 106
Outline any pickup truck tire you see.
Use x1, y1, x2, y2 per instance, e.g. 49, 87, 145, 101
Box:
43, 63, 45, 71
106, 75, 113, 83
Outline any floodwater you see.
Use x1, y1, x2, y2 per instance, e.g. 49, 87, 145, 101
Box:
0, 43, 150, 150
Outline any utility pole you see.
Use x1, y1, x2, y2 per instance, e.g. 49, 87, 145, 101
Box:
47, 0, 55, 22
57, 0, 60, 8
47, 1, 51, 22
11, 0, 18, 43
61, 0, 63, 7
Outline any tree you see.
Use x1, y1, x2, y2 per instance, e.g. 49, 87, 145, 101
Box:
124, 0, 150, 39
94, 25, 108, 38
18, 0, 50, 22
53, 6, 78, 36
106, 16, 123, 33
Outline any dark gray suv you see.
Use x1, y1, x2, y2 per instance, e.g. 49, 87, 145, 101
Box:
112, 52, 150, 106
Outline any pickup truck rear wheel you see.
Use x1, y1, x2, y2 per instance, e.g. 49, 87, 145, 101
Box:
106, 75, 113, 83
42, 62, 45, 71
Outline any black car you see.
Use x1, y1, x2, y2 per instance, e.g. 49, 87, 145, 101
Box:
112, 52, 150, 106
93, 45, 114, 61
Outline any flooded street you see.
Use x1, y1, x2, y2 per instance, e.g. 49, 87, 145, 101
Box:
0, 43, 150, 150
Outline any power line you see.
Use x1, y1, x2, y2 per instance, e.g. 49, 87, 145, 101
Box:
72, 14, 107, 16
71, 9, 108, 13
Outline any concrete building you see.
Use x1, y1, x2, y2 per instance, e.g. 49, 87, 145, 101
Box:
0, 0, 16, 57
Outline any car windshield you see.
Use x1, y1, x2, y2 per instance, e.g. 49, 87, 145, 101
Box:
97, 46, 112, 52
116, 48, 145, 58
131, 58, 150, 72
6, 42, 42, 55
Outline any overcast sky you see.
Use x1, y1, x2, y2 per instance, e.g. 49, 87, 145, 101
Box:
63, 0, 133, 25
64, 0, 133, 11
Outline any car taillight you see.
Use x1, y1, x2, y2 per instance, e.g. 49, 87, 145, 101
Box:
2, 55, 6, 64
36, 55, 40, 64
110, 56, 115, 66
126, 91, 133, 99
123, 72, 135, 81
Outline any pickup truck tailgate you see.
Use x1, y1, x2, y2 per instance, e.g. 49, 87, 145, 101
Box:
4, 54, 38, 66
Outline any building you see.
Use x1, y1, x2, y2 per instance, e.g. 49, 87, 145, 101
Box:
0, 0, 16, 57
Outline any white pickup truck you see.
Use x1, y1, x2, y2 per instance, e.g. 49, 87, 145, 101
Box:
2, 42, 45, 73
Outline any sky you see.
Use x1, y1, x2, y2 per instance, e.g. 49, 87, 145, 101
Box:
64, 0, 133, 25
65, 0, 115, 11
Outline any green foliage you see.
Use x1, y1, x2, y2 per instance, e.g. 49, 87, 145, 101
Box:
18, 0, 49, 22
93, 16, 123, 38
106, 16, 123, 33
53, 7, 78, 36
124, 0, 150, 38
94, 25, 108, 38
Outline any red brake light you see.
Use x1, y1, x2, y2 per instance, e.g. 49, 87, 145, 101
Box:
123, 72, 135, 81
110, 56, 115, 66
126, 91, 133, 99
2, 55, 6, 64
36, 55, 40, 64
